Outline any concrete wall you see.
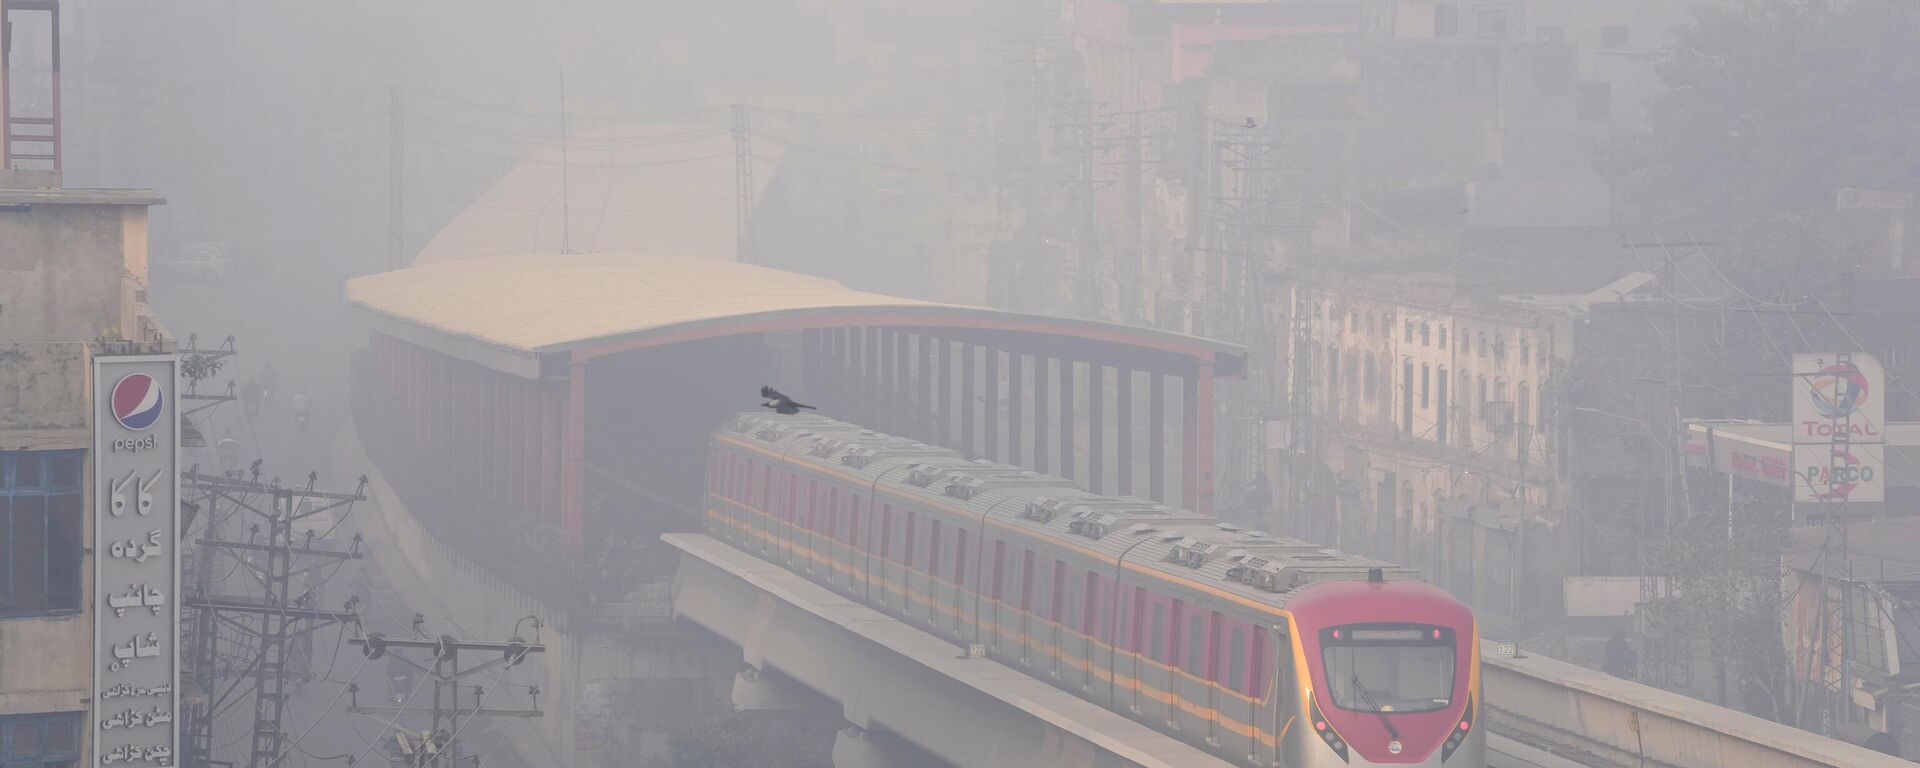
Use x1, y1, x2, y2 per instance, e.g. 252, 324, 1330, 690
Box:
0, 204, 141, 342
0, 343, 95, 764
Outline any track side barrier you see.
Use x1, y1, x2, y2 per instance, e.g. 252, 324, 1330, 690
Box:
1482, 641, 1908, 768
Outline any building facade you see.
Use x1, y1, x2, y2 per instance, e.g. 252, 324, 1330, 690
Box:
0, 165, 167, 768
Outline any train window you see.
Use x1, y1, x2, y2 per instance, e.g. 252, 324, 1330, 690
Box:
1186, 616, 1205, 675
1082, 572, 1099, 635
903, 512, 916, 569
707, 450, 719, 493
786, 476, 798, 521
1019, 550, 1035, 611
810, 482, 823, 531
929, 520, 942, 577
990, 541, 1006, 600
1321, 626, 1456, 713
1064, 569, 1082, 629
954, 529, 968, 588
879, 506, 893, 558
1249, 634, 1267, 699
1128, 588, 1146, 652
1050, 561, 1066, 622
1228, 628, 1246, 692
758, 465, 770, 510
826, 488, 839, 540
1206, 612, 1224, 682
846, 496, 860, 547
1149, 603, 1166, 661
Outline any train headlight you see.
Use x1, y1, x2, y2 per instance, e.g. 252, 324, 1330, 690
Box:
1441, 695, 1474, 762
1307, 695, 1349, 763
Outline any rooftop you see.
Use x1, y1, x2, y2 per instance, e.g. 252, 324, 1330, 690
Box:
346, 252, 1244, 379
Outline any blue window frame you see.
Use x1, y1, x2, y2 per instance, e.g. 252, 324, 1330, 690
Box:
1, 451, 85, 618
0, 712, 82, 768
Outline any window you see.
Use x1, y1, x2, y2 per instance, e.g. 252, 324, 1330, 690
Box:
1186, 616, 1207, 675
1420, 322, 1431, 346
1321, 629, 1456, 713
1082, 572, 1100, 635
1600, 24, 1630, 48
880, 506, 894, 559
954, 528, 969, 588
991, 541, 1006, 600
826, 488, 839, 540
1020, 550, 1036, 610
1475, 7, 1509, 38
1435, 3, 1458, 37
1228, 629, 1247, 692
0, 712, 81, 768
1, 452, 83, 617
903, 512, 917, 569
1363, 356, 1377, 402
1438, 325, 1447, 349
929, 520, 942, 577
1150, 603, 1167, 661
1478, 376, 1489, 423
1404, 322, 1414, 343
1436, 368, 1450, 444
1421, 364, 1431, 408
1326, 346, 1340, 406
1050, 561, 1067, 622
846, 495, 861, 547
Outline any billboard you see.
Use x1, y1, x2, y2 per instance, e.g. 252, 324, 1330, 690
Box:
92, 355, 179, 768
1792, 353, 1885, 444
1793, 442, 1886, 504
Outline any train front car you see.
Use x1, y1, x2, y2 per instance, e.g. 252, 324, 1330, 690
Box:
1285, 575, 1482, 768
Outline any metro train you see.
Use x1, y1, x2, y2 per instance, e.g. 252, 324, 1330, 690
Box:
704, 413, 1484, 767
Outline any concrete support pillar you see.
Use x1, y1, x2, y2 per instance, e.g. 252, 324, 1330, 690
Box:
1033, 354, 1050, 475
563, 358, 588, 548
1181, 362, 1216, 514
1149, 371, 1165, 503
960, 342, 976, 456
831, 727, 922, 768
1089, 361, 1104, 494
923, 333, 939, 444
866, 327, 882, 432
1058, 354, 1074, 481
1116, 367, 1132, 496
1007, 351, 1023, 466
730, 668, 815, 712
983, 347, 1000, 462
893, 330, 909, 437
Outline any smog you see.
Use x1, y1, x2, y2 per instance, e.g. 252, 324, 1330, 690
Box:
3, 0, 1919, 767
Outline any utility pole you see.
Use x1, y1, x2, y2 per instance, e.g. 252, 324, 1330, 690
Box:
732, 104, 755, 262
390, 86, 405, 271
348, 630, 546, 768
180, 471, 368, 768
557, 67, 573, 256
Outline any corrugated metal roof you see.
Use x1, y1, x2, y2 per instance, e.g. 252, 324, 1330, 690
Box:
345, 253, 1244, 378
347, 252, 934, 353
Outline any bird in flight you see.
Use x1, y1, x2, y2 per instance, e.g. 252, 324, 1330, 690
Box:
760, 386, 815, 415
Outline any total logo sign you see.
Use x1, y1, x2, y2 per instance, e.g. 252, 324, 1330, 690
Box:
110, 373, 165, 452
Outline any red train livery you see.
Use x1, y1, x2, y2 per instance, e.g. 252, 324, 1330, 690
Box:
705, 413, 1484, 767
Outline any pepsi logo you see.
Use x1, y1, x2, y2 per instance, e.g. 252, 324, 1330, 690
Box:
111, 373, 166, 432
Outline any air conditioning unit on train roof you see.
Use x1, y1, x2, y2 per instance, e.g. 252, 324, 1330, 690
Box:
943, 467, 1062, 500
726, 414, 758, 434
1022, 495, 1084, 523
1168, 539, 1222, 568
840, 441, 951, 469
903, 464, 943, 487
807, 437, 845, 458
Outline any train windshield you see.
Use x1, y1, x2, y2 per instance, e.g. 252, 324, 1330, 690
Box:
1320, 626, 1456, 713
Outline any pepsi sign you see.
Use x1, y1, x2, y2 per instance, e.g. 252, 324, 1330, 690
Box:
92, 355, 179, 768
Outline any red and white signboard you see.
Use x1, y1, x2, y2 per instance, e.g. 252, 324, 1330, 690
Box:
1791, 353, 1885, 504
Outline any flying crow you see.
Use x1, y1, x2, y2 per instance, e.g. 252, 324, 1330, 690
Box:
760, 386, 815, 415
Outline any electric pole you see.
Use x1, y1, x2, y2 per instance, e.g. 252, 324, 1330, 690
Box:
348, 629, 546, 768
180, 471, 368, 768
732, 104, 755, 262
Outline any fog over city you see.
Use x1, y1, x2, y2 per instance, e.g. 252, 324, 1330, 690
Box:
3, 1, 1920, 767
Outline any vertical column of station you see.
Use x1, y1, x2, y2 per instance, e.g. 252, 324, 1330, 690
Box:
960, 341, 977, 456
1116, 366, 1132, 497
1089, 360, 1105, 494
1033, 352, 1050, 474
1149, 371, 1166, 504
984, 346, 1000, 462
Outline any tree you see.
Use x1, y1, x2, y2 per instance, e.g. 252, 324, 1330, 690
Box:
1607, 0, 1920, 294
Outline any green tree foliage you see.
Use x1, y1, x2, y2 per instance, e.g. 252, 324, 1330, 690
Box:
1608, 0, 1920, 293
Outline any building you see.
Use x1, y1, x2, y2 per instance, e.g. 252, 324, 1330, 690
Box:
1273, 271, 1692, 633
0, 7, 170, 766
